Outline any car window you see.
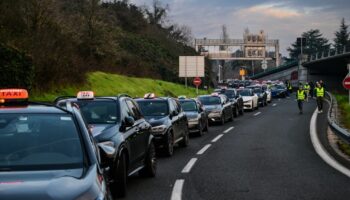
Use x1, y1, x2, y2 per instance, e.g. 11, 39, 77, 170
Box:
239, 89, 252, 96
126, 99, 142, 120
198, 96, 221, 105
76, 100, 118, 124
173, 99, 182, 113
137, 100, 169, 116
0, 114, 84, 171
179, 101, 198, 112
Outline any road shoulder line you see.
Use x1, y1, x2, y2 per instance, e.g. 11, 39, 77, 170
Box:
170, 179, 184, 200
310, 108, 350, 178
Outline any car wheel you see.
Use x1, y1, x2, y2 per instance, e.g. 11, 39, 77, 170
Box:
163, 132, 174, 156
239, 107, 244, 115
197, 123, 203, 136
229, 111, 234, 122
112, 153, 127, 198
139, 141, 157, 177
220, 115, 225, 125
179, 128, 189, 147
204, 120, 209, 132
233, 107, 239, 117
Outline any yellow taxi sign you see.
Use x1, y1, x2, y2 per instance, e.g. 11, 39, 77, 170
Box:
0, 89, 29, 100
77, 91, 95, 99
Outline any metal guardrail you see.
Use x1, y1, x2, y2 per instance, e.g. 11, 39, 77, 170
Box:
307, 47, 350, 62
326, 91, 350, 144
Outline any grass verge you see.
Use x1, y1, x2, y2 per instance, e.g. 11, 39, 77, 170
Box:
337, 140, 350, 157
334, 94, 350, 130
31, 71, 210, 101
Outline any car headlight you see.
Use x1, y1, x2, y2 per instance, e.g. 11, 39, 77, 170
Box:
151, 125, 167, 133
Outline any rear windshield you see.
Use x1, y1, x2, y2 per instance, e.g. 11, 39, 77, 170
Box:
0, 114, 84, 171
179, 101, 197, 112
76, 101, 119, 124
137, 100, 169, 116
198, 96, 221, 105
222, 90, 236, 98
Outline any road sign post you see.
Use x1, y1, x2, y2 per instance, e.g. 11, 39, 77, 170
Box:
193, 77, 202, 95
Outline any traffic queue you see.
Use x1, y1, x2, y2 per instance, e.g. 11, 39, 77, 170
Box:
0, 81, 288, 199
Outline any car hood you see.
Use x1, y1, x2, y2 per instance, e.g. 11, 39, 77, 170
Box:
0, 165, 100, 200
203, 105, 221, 111
90, 124, 119, 141
184, 111, 199, 119
144, 116, 169, 127
242, 96, 254, 101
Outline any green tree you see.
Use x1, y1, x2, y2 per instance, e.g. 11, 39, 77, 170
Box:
287, 29, 330, 59
334, 18, 350, 52
145, 0, 169, 27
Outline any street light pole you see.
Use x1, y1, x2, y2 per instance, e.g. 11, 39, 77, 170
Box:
218, 64, 222, 84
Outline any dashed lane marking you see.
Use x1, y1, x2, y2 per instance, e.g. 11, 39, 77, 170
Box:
272, 103, 277, 107
254, 112, 261, 116
170, 179, 184, 200
181, 158, 198, 173
211, 134, 224, 143
223, 126, 234, 133
196, 144, 212, 155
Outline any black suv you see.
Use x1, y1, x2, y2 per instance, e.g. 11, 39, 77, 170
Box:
135, 95, 189, 156
56, 92, 156, 198
218, 88, 244, 117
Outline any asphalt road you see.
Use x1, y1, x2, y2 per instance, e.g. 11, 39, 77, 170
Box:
123, 97, 350, 200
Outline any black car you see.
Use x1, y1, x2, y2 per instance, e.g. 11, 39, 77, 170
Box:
198, 94, 233, 125
179, 98, 209, 136
271, 84, 288, 98
56, 92, 156, 198
0, 89, 112, 200
135, 95, 189, 156
218, 88, 244, 117
248, 86, 268, 107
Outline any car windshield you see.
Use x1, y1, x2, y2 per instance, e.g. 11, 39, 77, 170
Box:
275, 85, 286, 89
137, 100, 169, 116
239, 90, 252, 96
179, 101, 197, 112
253, 88, 262, 94
0, 114, 84, 171
222, 90, 236, 98
198, 96, 221, 105
76, 101, 119, 124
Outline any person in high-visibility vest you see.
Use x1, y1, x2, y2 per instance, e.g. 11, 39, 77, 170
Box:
315, 82, 325, 113
303, 82, 311, 102
296, 85, 306, 114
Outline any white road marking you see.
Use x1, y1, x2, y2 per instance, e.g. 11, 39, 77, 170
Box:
197, 144, 212, 155
254, 112, 261, 116
181, 158, 198, 173
223, 126, 234, 133
211, 134, 224, 143
278, 98, 281, 101
170, 179, 184, 200
310, 108, 350, 178
272, 103, 277, 107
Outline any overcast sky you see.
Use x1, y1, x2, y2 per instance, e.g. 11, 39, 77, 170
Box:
129, 0, 350, 57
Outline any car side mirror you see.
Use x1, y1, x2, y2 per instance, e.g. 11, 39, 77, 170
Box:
98, 142, 116, 159
124, 116, 135, 127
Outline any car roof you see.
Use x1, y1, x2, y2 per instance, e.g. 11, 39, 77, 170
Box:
135, 97, 170, 102
0, 104, 68, 114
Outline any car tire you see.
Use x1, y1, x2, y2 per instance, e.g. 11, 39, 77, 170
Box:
239, 107, 244, 115
139, 141, 157, 177
179, 128, 189, 147
220, 116, 225, 125
233, 107, 239, 117
204, 120, 209, 132
112, 153, 127, 198
197, 123, 203, 136
229, 111, 234, 122
163, 132, 174, 156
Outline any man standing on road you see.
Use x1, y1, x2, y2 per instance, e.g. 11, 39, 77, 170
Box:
309, 81, 315, 98
297, 85, 306, 114
315, 82, 325, 113
304, 82, 310, 102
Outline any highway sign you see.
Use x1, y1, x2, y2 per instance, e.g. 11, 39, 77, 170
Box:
193, 77, 202, 87
179, 56, 205, 77
344, 76, 350, 90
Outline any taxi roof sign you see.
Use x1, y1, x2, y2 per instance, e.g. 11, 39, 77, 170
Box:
144, 93, 156, 99
77, 91, 95, 99
0, 89, 29, 100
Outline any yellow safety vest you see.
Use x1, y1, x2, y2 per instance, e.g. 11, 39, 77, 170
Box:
304, 85, 310, 90
297, 90, 305, 100
316, 87, 324, 97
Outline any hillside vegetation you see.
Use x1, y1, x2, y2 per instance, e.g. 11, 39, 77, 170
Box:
32, 72, 209, 101
0, 0, 203, 91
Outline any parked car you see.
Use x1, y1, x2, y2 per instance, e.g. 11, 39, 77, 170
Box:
135, 94, 189, 156
197, 94, 233, 125
0, 89, 112, 200
270, 84, 288, 98
218, 88, 244, 117
248, 85, 268, 107
262, 84, 272, 103
56, 91, 156, 198
238, 88, 259, 111
178, 98, 209, 136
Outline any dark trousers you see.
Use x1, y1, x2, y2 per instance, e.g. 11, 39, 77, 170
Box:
297, 100, 303, 112
316, 97, 323, 111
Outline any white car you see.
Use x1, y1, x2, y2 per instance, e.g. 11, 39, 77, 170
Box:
238, 88, 259, 111
262, 85, 272, 103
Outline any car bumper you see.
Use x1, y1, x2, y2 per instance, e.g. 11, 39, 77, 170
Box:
243, 102, 253, 109
207, 112, 222, 122
188, 121, 200, 132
